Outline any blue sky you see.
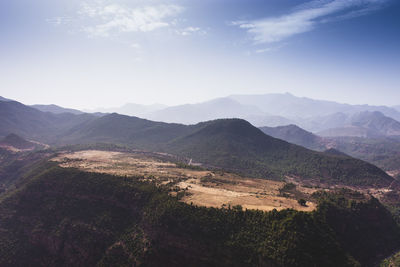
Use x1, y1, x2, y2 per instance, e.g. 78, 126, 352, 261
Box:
1, 0, 399, 109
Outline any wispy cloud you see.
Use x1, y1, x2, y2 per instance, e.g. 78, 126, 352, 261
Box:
176, 26, 207, 36
46, 16, 73, 26
79, 2, 184, 37
233, 0, 389, 44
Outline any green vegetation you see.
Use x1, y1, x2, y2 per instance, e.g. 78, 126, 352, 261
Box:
260, 124, 400, 173
166, 119, 392, 186
313, 189, 400, 265
380, 190, 400, 225
1, 99, 394, 187
298, 199, 307, 206
0, 148, 50, 195
0, 166, 399, 266
331, 136, 400, 171
0, 100, 97, 143
280, 182, 296, 192
381, 250, 400, 267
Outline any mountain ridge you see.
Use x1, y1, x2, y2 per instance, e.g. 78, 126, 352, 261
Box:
31, 104, 84, 115
0, 100, 394, 186
260, 124, 325, 151
146, 97, 265, 124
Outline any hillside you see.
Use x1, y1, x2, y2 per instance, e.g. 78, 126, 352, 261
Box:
0, 133, 36, 150
260, 124, 325, 151
31, 104, 83, 115
0, 101, 57, 138
59, 114, 393, 186
0, 96, 12, 102
257, 124, 400, 172
351, 111, 400, 136
61, 113, 193, 149
165, 119, 392, 186
0, 149, 51, 195
328, 137, 400, 171
0, 101, 96, 143
0, 166, 398, 266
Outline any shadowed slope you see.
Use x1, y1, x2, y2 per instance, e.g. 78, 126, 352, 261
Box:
166, 119, 393, 186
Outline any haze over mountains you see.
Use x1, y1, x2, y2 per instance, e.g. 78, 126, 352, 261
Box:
2, 95, 400, 266
146, 98, 265, 124
3, 93, 400, 173
0, 97, 394, 187
25, 93, 400, 138
4, 93, 400, 139
317, 111, 400, 137
84, 103, 167, 117
3, 92, 400, 141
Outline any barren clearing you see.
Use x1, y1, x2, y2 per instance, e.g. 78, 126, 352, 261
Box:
52, 150, 318, 211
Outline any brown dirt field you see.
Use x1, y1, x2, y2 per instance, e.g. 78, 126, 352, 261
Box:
52, 150, 317, 212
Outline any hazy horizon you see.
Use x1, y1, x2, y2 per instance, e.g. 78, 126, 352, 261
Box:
3, 91, 400, 111
1, 0, 399, 109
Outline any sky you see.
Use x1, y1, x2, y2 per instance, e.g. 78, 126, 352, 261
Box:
0, 0, 399, 109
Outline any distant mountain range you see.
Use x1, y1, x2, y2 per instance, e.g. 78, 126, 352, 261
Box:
88, 93, 400, 137
230, 93, 400, 121
85, 103, 167, 117
81, 93, 400, 134
146, 98, 264, 124
316, 111, 400, 137
5, 93, 400, 138
2, 94, 400, 178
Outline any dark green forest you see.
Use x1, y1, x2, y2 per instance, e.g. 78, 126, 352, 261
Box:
0, 166, 398, 266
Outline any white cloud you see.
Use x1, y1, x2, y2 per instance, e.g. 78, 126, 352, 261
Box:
79, 2, 184, 37
255, 48, 273, 54
176, 26, 206, 36
233, 0, 389, 44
